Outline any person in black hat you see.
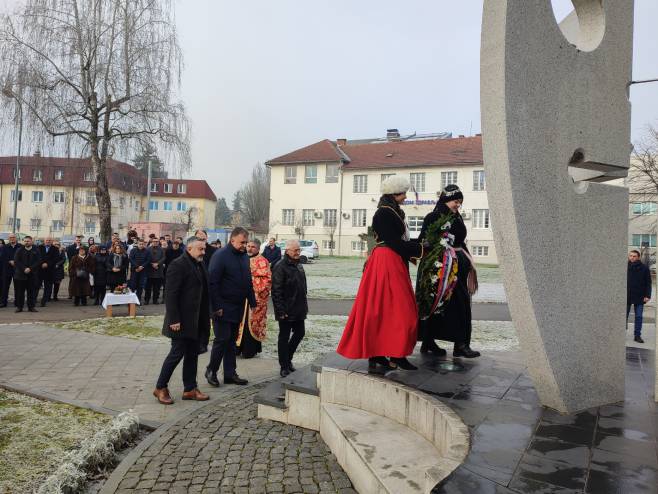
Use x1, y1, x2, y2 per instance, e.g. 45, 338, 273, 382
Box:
416, 184, 480, 359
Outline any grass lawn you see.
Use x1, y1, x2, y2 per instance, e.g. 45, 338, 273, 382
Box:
55, 316, 164, 340
0, 389, 112, 493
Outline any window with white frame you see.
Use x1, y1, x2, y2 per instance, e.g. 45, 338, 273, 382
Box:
472, 246, 489, 257
33, 169, 42, 181
407, 216, 424, 232
53, 191, 65, 203
284, 166, 297, 184
473, 170, 486, 191
83, 170, 94, 181
163, 201, 173, 211
352, 209, 367, 227
149, 200, 159, 211
305, 165, 317, 184
353, 175, 368, 193
632, 202, 657, 215
30, 218, 41, 230
472, 209, 490, 229
631, 234, 657, 247
177, 201, 187, 211
12, 169, 21, 179
84, 221, 96, 234
7, 218, 20, 229
381, 173, 395, 183
441, 171, 458, 188
322, 240, 335, 250
177, 183, 187, 194
351, 240, 366, 252
282, 209, 295, 226
150, 182, 159, 192
164, 183, 173, 193
119, 196, 125, 209
31, 191, 43, 203
10, 190, 22, 202
54, 169, 64, 180
410, 173, 426, 192
325, 164, 339, 183
302, 209, 315, 226
85, 190, 96, 206
323, 209, 337, 227
51, 220, 64, 232
134, 201, 140, 211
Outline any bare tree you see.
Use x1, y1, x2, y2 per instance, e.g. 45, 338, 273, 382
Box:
294, 212, 305, 240
178, 206, 198, 234
0, 0, 190, 241
324, 224, 337, 256
239, 163, 270, 232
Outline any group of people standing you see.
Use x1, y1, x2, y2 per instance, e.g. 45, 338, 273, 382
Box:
338, 177, 480, 372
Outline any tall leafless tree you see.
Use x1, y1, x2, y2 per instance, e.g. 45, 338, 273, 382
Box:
0, 0, 190, 241
239, 163, 270, 232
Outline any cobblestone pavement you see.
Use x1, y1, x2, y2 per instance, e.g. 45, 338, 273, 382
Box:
112, 384, 355, 494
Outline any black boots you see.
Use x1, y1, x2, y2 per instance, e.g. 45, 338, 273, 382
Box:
390, 357, 418, 370
453, 344, 481, 358
368, 356, 397, 373
420, 339, 447, 356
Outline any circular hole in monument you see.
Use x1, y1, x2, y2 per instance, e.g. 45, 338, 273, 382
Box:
551, 0, 605, 52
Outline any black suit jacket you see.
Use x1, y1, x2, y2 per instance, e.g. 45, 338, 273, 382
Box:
38, 245, 60, 281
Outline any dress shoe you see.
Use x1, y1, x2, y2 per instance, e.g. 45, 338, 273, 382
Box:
15, 308, 22, 313
280, 368, 290, 378
153, 387, 174, 405
368, 356, 397, 373
40, 301, 46, 307
224, 374, 248, 385
52, 298, 58, 302
28, 308, 38, 313
634, 336, 645, 343
182, 388, 209, 401
420, 340, 447, 356
288, 362, 296, 372
205, 368, 220, 387
453, 344, 481, 358
390, 357, 418, 370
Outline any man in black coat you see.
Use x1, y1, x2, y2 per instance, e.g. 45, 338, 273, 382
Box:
154, 237, 211, 405
627, 250, 652, 344
14, 236, 42, 313
205, 227, 256, 387
0, 233, 20, 308
272, 239, 309, 377
262, 237, 282, 267
195, 229, 216, 267
66, 235, 84, 261
38, 237, 60, 307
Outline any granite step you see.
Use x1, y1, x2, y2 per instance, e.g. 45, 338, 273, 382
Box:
281, 365, 319, 396
254, 380, 286, 409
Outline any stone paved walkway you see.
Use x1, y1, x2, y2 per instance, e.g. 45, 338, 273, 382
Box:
105, 384, 355, 494
0, 324, 278, 425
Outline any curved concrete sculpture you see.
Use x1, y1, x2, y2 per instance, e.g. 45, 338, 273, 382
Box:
480, 1, 634, 413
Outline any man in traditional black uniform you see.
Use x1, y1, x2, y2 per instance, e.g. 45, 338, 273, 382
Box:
38, 237, 59, 307
0, 233, 20, 308
14, 236, 41, 312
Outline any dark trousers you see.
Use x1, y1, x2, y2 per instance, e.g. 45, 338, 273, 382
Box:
208, 318, 238, 378
278, 319, 305, 369
74, 296, 88, 306
626, 303, 644, 337
129, 270, 147, 300
1, 271, 14, 305
93, 284, 106, 304
156, 337, 199, 392
41, 279, 53, 305
145, 278, 163, 303
53, 282, 61, 299
15, 276, 38, 309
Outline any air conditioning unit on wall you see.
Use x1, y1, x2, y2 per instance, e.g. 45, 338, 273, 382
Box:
313, 211, 323, 219
342, 212, 350, 219
462, 211, 471, 220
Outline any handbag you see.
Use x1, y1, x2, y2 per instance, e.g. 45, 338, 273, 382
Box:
75, 268, 89, 280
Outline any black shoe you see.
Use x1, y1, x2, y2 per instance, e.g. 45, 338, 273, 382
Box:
144, 300, 150, 305
453, 345, 481, 358
368, 356, 397, 373
15, 308, 22, 313
28, 308, 38, 313
40, 302, 46, 307
288, 362, 296, 372
280, 368, 290, 377
420, 340, 447, 356
74, 302, 79, 306
224, 374, 248, 385
390, 357, 418, 370
634, 336, 645, 344
52, 298, 58, 302
0, 303, 7, 308
205, 368, 220, 387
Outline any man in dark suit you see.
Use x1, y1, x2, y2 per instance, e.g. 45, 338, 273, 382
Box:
153, 237, 211, 405
14, 236, 41, 312
195, 229, 216, 267
38, 237, 59, 307
66, 234, 84, 261
0, 233, 20, 308
262, 237, 282, 267
205, 227, 256, 387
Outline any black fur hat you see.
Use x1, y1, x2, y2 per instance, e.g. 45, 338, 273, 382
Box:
438, 184, 463, 203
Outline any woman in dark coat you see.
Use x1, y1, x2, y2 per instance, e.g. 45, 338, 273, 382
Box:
337, 176, 424, 372
52, 243, 66, 301
417, 184, 480, 358
106, 244, 128, 290
93, 245, 109, 305
68, 246, 95, 306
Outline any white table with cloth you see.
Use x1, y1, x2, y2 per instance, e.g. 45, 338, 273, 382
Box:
102, 292, 141, 317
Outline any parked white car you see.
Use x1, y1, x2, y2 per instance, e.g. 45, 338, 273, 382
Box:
275, 240, 315, 263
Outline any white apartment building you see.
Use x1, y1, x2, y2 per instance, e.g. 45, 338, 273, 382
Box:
266, 133, 498, 264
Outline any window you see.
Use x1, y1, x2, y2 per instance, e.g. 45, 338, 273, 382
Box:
30, 218, 41, 230
410, 173, 426, 193
351, 240, 366, 252
7, 218, 20, 230
150, 182, 159, 192
164, 183, 173, 193
407, 216, 424, 232
631, 234, 657, 248
282, 209, 295, 226
83, 170, 94, 181
632, 202, 657, 215
33, 169, 42, 181
322, 240, 335, 250
472, 209, 490, 229
51, 220, 64, 232
85, 190, 96, 206
54, 169, 64, 180
305, 165, 317, 184
149, 200, 159, 210
441, 171, 458, 189
353, 175, 368, 193
472, 246, 489, 257
53, 191, 65, 203
163, 201, 173, 211
12, 169, 21, 179
177, 201, 187, 211
119, 197, 125, 209
10, 190, 22, 202
352, 209, 367, 227
31, 191, 43, 203
302, 209, 315, 227
134, 201, 140, 211
84, 221, 96, 234
326, 164, 339, 183
473, 170, 486, 191
284, 166, 297, 184
323, 209, 337, 227
381, 173, 395, 183
177, 183, 187, 194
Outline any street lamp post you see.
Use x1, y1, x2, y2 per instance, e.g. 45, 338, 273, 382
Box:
2, 85, 23, 234
146, 157, 152, 222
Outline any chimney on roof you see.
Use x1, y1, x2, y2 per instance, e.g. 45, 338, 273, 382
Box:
386, 129, 401, 141
337, 138, 347, 146
458, 135, 465, 138
476, 133, 482, 137
33, 150, 41, 157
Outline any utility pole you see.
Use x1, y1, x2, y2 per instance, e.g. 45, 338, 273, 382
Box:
146, 157, 152, 222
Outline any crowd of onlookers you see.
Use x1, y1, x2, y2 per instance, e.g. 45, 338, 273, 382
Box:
0, 229, 222, 312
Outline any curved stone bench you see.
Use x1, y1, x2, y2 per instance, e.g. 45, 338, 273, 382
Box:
257, 366, 470, 493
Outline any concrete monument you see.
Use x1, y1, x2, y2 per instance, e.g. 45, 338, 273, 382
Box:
480, 1, 634, 413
